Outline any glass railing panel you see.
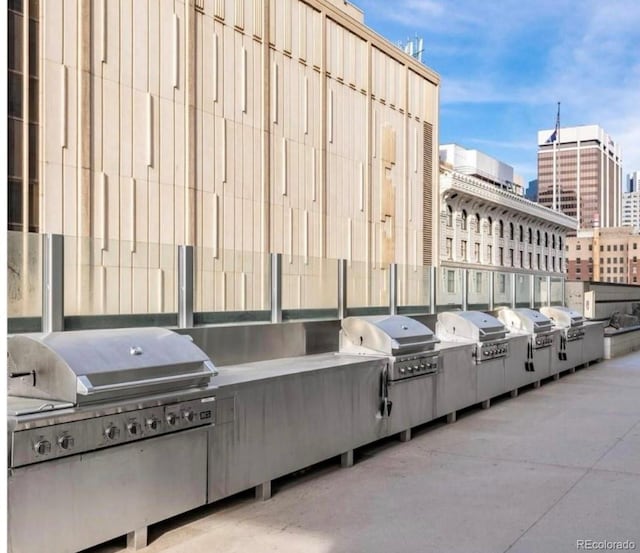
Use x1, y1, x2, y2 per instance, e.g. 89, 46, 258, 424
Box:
533, 275, 548, 308
515, 273, 532, 308
467, 269, 490, 311
195, 247, 269, 313
397, 264, 431, 314
282, 255, 337, 311
493, 271, 512, 308
550, 277, 564, 306
347, 260, 388, 309
7, 230, 42, 318
436, 267, 463, 312
64, 236, 177, 316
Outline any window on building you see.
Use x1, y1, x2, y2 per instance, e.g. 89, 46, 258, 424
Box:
474, 242, 480, 262
447, 270, 456, 294
519, 225, 524, 242
509, 222, 514, 240
559, 236, 563, 250
536, 230, 541, 246
576, 267, 581, 273
528, 252, 532, 268
559, 258, 563, 271
487, 217, 493, 236
537, 253, 541, 269
607, 245, 611, 251
576, 258, 581, 264
519, 250, 523, 267
528, 228, 533, 244
544, 232, 549, 247
614, 245, 618, 251
498, 274, 506, 294
487, 245, 493, 262
634, 243, 638, 250
545, 255, 548, 270
552, 257, 556, 271
634, 256, 637, 263
499, 247, 504, 265
475, 271, 483, 293
613, 267, 618, 274
461, 210, 468, 231
446, 238, 453, 260
499, 220, 504, 238
552, 235, 556, 249
600, 245, 604, 252
475, 213, 481, 232
509, 248, 514, 267
621, 245, 625, 251
607, 267, 611, 274
446, 205, 453, 227
576, 243, 581, 251
460, 240, 467, 261
634, 277, 637, 283
589, 244, 593, 251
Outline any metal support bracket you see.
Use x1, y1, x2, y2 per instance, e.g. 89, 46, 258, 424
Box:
126, 527, 148, 550
255, 480, 272, 501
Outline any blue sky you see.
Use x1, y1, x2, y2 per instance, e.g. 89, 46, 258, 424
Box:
353, 0, 640, 186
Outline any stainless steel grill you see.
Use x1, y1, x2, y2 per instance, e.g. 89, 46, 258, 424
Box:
339, 315, 439, 381
541, 306, 585, 341
497, 308, 555, 349
436, 311, 509, 363
7, 327, 218, 468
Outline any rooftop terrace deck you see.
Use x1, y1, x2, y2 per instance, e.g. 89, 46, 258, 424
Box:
90, 351, 640, 553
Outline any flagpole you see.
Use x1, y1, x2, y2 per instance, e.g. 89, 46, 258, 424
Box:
556, 102, 561, 212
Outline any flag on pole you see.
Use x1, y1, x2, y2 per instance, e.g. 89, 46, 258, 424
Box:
545, 102, 561, 143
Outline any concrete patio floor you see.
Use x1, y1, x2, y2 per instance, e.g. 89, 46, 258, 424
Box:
89, 351, 640, 553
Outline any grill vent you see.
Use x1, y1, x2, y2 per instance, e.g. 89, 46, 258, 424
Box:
423, 121, 433, 265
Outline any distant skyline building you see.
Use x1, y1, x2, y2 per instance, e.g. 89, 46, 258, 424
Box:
526, 179, 538, 202
628, 171, 640, 193
537, 124, 623, 231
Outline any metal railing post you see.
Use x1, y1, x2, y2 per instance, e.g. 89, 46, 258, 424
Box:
389, 263, 397, 315
270, 253, 282, 323
430, 266, 437, 314
511, 273, 517, 309
338, 259, 347, 319
488, 270, 495, 311
178, 245, 194, 328
462, 269, 468, 311
42, 233, 64, 333
530, 274, 536, 309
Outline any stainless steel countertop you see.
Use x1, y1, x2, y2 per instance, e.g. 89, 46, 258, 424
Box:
214, 352, 388, 387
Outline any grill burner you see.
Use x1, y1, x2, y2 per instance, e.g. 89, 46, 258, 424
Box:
436, 311, 509, 363
339, 315, 439, 382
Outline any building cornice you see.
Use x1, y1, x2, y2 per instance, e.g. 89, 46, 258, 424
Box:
440, 169, 578, 230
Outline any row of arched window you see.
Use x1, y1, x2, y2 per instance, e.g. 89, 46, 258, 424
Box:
446, 206, 563, 250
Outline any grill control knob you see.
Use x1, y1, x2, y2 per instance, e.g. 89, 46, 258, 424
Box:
58, 434, 74, 450
105, 425, 120, 440
146, 417, 160, 431
399, 368, 406, 374
183, 410, 195, 423
127, 421, 142, 436
166, 412, 178, 426
34, 439, 51, 455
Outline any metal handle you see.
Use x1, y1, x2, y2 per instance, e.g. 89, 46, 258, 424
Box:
76, 367, 214, 396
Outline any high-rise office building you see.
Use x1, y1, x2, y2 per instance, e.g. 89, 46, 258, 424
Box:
525, 179, 538, 202
537, 125, 623, 230
628, 171, 640, 193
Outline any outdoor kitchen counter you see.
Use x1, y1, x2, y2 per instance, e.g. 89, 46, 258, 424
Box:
213, 352, 387, 388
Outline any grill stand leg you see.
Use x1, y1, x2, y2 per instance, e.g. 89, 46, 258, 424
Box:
533, 380, 541, 389
570, 366, 576, 373
553, 373, 560, 381
481, 399, 491, 409
446, 411, 457, 424
255, 481, 272, 501
510, 389, 519, 398
399, 429, 412, 442
127, 527, 148, 550
341, 450, 354, 468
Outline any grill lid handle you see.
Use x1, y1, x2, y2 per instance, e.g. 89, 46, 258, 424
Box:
76, 364, 217, 396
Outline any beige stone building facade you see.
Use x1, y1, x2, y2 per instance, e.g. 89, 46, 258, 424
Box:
8, 0, 440, 316
567, 226, 640, 284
